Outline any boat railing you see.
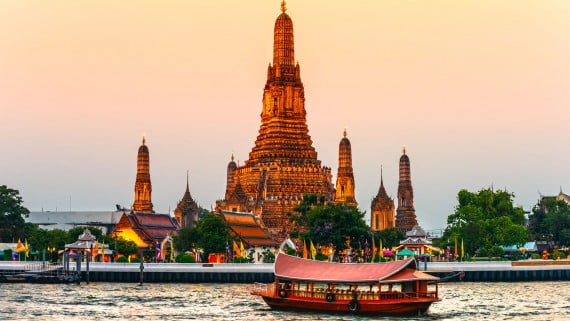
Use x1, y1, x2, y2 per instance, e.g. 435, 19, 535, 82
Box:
252, 282, 274, 295
288, 289, 438, 301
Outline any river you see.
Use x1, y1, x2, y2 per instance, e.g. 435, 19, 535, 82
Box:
0, 282, 569, 320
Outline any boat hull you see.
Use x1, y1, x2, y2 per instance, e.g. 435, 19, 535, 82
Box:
258, 294, 438, 315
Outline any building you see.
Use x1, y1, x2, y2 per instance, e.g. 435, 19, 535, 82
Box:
115, 212, 180, 248
334, 130, 357, 206
396, 225, 439, 256
133, 137, 154, 213
216, 2, 335, 236
370, 166, 395, 231
174, 172, 200, 228
395, 148, 417, 232
26, 211, 123, 234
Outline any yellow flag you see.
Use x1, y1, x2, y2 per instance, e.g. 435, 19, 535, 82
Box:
372, 238, 377, 262
170, 239, 174, 262
24, 240, 29, 257
303, 240, 308, 259
461, 239, 464, 259
240, 241, 246, 258
310, 241, 317, 260
15, 239, 24, 252
93, 241, 99, 258
233, 241, 241, 258
101, 241, 105, 262
380, 240, 384, 258
454, 238, 458, 258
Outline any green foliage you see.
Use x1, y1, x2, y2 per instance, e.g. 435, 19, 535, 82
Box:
286, 248, 296, 256
373, 253, 387, 262
0, 185, 30, 242
488, 245, 505, 257
529, 198, 570, 246
290, 195, 370, 256
3, 249, 12, 261
175, 254, 196, 263
172, 227, 197, 252
116, 256, 129, 263
372, 228, 405, 249
130, 257, 141, 263
172, 214, 231, 259
314, 253, 328, 261
530, 253, 541, 259
262, 248, 275, 263
444, 188, 527, 254
233, 257, 251, 263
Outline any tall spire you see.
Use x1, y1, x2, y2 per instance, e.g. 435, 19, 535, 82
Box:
371, 164, 395, 231
133, 137, 153, 213
335, 131, 356, 205
186, 170, 190, 193
281, 0, 287, 13
396, 148, 416, 232
273, 2, 295, 67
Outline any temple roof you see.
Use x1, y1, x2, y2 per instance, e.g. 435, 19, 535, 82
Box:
117, 212, 180, 245
220, 211, 278, 247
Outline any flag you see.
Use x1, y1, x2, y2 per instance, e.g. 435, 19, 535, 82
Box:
454, 238, 458, 258
372, 238, 377, 262
155, 242, 161, 261
101, 241, 106, 262
240, 241, 246, 258
93, 241, 99, 258
24, 240, 29, 257
170, 238, 174, 262
15, 239, 24, 253
461, 239, 464, 259
225, 241, 231, 262
364, 239, 370, 261
380, 240, 384, 258
310, 241, 317, 260
233, 241, 241, 259
302, 240, 308, 259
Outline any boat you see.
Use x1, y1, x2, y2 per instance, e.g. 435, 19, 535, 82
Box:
252, 254, 440, 315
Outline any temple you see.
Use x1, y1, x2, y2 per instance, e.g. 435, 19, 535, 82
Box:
133, 137, 154, 213
395, 147, 418, 232
371, 166, 395, 230
174, 172, 200, 228
216, 1, 334, 235
334, 130, 356, 206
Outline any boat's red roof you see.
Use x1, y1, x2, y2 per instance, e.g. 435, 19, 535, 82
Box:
274, 254, 436, 283
381, 268, 439, 283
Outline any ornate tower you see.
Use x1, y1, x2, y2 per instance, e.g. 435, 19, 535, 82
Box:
133, 137, 154, 213
395, 147, 417, 232
217, 1, 334, 234
371, 166, 395, 230
174, 172, 200, 228
225, 154, 237, 199
335, 130, 357, 206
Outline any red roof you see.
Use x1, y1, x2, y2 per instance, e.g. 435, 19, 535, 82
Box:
382, 268, 439, 283
274, 254, 437, 283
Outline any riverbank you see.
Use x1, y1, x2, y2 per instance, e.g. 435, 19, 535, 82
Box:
2, 260, 570, 283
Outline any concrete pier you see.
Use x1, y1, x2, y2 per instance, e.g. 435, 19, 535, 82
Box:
2, 260, 570, 283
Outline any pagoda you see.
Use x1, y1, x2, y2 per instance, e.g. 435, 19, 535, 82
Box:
216, 1, 334, 234
371, 166, 395, 231
334, 130, 357, 206
395, 147, 417, 232
174, 172, 200, 229
133, 137, 154, 213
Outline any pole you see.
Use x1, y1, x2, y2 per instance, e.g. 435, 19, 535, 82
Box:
86, 251, 90, 284
139, 259, 144, 286
42, 249, 46, 269
76, 252, 82, 285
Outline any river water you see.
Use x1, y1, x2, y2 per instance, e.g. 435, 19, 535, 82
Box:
0, 282, 569, 321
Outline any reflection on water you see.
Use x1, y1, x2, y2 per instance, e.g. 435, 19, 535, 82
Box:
0, 282, 569, 321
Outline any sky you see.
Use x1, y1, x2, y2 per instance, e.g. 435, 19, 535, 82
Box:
1, 0, 569, 230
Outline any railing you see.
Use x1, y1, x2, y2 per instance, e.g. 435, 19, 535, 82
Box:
252, 282, 274, 295
287, 289, 438, 301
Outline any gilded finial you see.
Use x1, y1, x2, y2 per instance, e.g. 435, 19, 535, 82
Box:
281, 0, 287, 13
231, 153, 234, 162
343, 128, 347, 137
142, 135, 146, 145
403, 145, 406, 155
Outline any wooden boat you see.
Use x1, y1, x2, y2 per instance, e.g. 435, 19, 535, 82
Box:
252, 254, 440, 315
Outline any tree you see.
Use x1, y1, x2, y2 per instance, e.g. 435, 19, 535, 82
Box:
289, 195, 370, 256
172, 226, 198, 252
0, 185, 30, 242
444, 188, 527, 254
193, 213, 232, 260
373, 228, 405, 249
529, 198, 570, 245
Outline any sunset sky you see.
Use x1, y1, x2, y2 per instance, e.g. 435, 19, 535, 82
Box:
1, 0, 569, 230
